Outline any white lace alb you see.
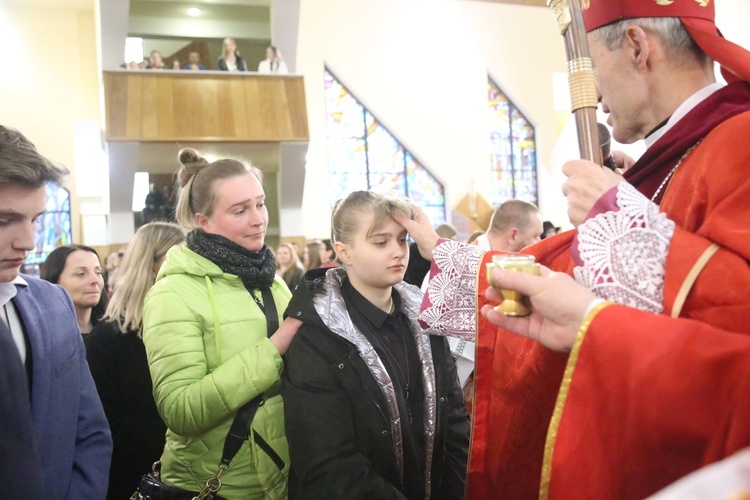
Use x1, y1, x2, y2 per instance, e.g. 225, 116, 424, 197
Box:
418, 240, 484, 341
574, 182, 675, 313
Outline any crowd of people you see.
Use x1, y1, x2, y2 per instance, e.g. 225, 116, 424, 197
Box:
126, 40, 289, 74
3, 0, 750, 498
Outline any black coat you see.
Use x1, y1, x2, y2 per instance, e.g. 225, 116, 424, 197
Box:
86, 320, 167, 500
217, 56, 248, 71
282, 269, 470, 500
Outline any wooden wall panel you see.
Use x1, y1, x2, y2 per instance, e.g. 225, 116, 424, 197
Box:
141, 77, 159, 139
228, 78, 248, 138
124, 75, 143, 139
157, 77, 174, 137
104, 71, 310, 142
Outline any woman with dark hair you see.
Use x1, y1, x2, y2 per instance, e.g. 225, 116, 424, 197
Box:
40, 245, 108, 341
258, 45, 288, 74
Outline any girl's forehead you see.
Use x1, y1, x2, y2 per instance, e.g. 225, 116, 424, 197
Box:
365, 217, 404, 237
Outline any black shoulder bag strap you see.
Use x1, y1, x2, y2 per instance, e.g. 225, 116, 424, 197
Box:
220, 285, 280, 469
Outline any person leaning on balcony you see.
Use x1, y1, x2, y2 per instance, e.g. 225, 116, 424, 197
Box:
146, 50, 165, 70
182, 51, 206, 70
258, 45, 288, 74
217, 38, 248, 72
141, 147, 301, 498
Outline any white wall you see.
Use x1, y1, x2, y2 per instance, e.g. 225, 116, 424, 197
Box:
1, 1, 102, 244
296, 0, 566, 238
717, 1, 750, 49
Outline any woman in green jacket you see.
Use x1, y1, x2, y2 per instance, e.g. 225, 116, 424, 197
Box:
142, 148, 301, 499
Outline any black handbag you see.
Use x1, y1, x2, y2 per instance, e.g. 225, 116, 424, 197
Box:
131, 462, 225, 500
132, 287, 281, 500
131, 395, 265, 500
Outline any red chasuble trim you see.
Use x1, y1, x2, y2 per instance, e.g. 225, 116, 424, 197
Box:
539, 300, 615, 500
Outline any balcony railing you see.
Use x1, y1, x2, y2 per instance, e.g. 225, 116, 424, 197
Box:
103, 70, 309, 142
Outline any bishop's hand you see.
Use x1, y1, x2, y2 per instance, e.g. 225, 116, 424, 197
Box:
562, 159, 623, 227
392, 204, 439, 261
482, 265, 599, 352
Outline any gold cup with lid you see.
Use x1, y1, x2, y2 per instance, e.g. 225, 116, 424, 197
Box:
485, 254, 540, 316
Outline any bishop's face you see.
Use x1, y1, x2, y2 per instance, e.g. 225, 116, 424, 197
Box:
588, 31, 652, 144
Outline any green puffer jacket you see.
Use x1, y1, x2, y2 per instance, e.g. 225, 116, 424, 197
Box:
142, 245, 291, 499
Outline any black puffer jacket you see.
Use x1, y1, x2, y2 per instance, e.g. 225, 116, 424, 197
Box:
282, 268, 470, 500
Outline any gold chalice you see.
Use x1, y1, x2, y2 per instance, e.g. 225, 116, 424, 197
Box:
486, 254, 540, 316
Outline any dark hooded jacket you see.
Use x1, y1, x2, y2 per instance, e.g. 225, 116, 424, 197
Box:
282, 267, 470, 500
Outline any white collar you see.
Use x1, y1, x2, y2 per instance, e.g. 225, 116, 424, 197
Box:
0, 275, 27, 307
645, 82, 725, 149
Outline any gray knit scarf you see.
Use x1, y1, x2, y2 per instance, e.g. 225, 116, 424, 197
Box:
186, 229, 277, 289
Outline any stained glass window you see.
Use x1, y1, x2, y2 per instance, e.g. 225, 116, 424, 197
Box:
22, 183, 73, 275
324, 68, 445, 223
488, 77, 537, 206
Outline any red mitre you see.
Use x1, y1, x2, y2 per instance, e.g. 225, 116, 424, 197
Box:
581, 0, 750, 83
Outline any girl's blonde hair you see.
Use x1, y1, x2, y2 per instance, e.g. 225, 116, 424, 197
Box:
331, 191, 413, 262
103, 222, 185, 334
174, 147, 263, 231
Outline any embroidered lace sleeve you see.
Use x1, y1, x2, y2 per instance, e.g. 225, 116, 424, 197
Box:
573, 182, 675, 314
418, 239, 485, 340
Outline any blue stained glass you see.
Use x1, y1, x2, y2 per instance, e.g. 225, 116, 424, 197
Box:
24, 183, 73, 273
421, 205, 446, 227
369, 171, 405, 198
488, 78, 538, 206
329, 172, 369, 206
406, 155, 444, 208
324, 68, 446, 221
328, 138, 367, 173
367, 121, 403, 174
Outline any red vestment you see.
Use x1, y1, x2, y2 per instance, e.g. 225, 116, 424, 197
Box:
463, 83, 750, 499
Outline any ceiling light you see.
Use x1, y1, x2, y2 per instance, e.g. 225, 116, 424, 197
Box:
187, 7, 201, 17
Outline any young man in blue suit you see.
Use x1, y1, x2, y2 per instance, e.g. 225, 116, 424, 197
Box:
0, 125, 112, 498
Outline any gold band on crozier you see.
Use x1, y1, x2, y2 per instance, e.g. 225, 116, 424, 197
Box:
539, 300, 614, 500
567, 58, 598, 111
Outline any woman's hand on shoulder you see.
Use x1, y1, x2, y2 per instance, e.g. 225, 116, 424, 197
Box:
269, 317, 303, 355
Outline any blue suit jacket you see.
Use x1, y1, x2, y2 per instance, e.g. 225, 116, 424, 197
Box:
13, 275, 112, 499
0, 320, 43, 499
